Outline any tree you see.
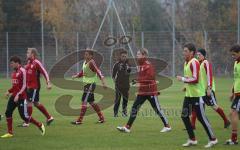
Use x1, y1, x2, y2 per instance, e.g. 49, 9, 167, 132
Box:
0, 0, 5, 31
2, 0, 40, 32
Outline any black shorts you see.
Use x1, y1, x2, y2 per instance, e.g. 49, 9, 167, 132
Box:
181, 97, 205, 117
231, 96, 240, 112
82, 83, 96, 103
27, 88, 40, 102
5, 96, 29, 122
203, 91, 217, 106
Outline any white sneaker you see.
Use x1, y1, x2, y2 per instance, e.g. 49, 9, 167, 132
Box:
160, 127, 171, 133
18, 122, 30, 127
225, 139, 238, 145
205, 139, 218, 148
46, 116, 54, 126
182, 139, 198, 147
117, 126, 130, 133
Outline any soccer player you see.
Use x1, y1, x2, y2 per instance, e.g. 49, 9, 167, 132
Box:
190, 48, 230, 129
112, 50, 131, 117
71, 49, 107, 125
177, 43, 218, 148
116, 48, 171, 133
225, 44, 240, 145
1, 56, 45, 138
20, 48, 54, 127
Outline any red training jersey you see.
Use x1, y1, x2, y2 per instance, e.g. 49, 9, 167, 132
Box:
137, 58, 158, 96
25, 58, 50, 89
8, 66, 27, 100
201, 59, 213, 88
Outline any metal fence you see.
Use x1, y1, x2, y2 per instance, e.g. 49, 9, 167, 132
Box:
0, 31, 236, 78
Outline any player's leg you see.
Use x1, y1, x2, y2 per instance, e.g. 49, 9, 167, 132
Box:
181, 97, 197, 147
90, 101, 105, 123
147, 95, 171, 132
72, 84, 93, 125
17, 100, 45, 136
18, 88, 35, 127
89, 84, 104, 123
209, 91, 230, 128
195, 97, 217, 148
117, 95, 146, 133
121, 88, 129, 117
225, 96, 240, 145
113, 88, 121, 117
191, 95, 208, 130
72, 94, 88, 125
33, 89, 54, 125
190, 108, 197, 129
227, 109, 239, 144
27, 88, 35, 117
1, 96, 17, 138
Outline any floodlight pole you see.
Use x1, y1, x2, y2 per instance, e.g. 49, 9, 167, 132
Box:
6, 32, 9, 78
172, 0, 176, 77
41, 0, 45, 65
238, 0, 240, 44
92, 0, 113, 49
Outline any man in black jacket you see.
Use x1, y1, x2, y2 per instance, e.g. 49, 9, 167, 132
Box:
112, 50, 131, 117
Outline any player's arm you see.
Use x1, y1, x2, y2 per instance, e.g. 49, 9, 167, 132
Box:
6, 87, 14, 97
126, 63, 131, 73
89, 60, 107, 88
177, 60, 199, 84
35, 60, 51, 89
204, 61, 213, 96
14, 68, 27, 102
72, 70, 84, 79
112, 62, 118, 80
230, 85, 235, 101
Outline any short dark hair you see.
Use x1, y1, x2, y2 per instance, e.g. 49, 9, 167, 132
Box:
230, 44, 240, 53
197, 48, 206, 57
10, 56, 21, 64
85, 48, 94, 56
120, 49, 128, 55
184, 43, 196, 54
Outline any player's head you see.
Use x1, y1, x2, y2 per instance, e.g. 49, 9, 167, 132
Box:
10, 56, 21, 69
84, 48, 94, 60
27, 48, 39, 59
137, 48, 148, 59
197, 48, 206, 62
120, 50, 128, 62
183, 43, 196, 61
230, 44, 240, 61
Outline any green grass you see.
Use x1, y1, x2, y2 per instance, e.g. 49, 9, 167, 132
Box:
0, 77, 239, 150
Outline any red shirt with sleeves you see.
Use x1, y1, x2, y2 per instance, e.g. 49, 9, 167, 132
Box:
137, 59, 158, 96
202, 60, 213, 88
8, 66, 27, 100
25, 58, 50, 89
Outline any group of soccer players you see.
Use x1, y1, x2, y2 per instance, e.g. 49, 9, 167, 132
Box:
177, 43, 239, 147
0, 44, 239, 148
116, 44, 239, 147
0, 48, 54, 138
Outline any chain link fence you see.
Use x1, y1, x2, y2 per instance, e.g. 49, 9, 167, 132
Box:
0, 31, 236, 78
